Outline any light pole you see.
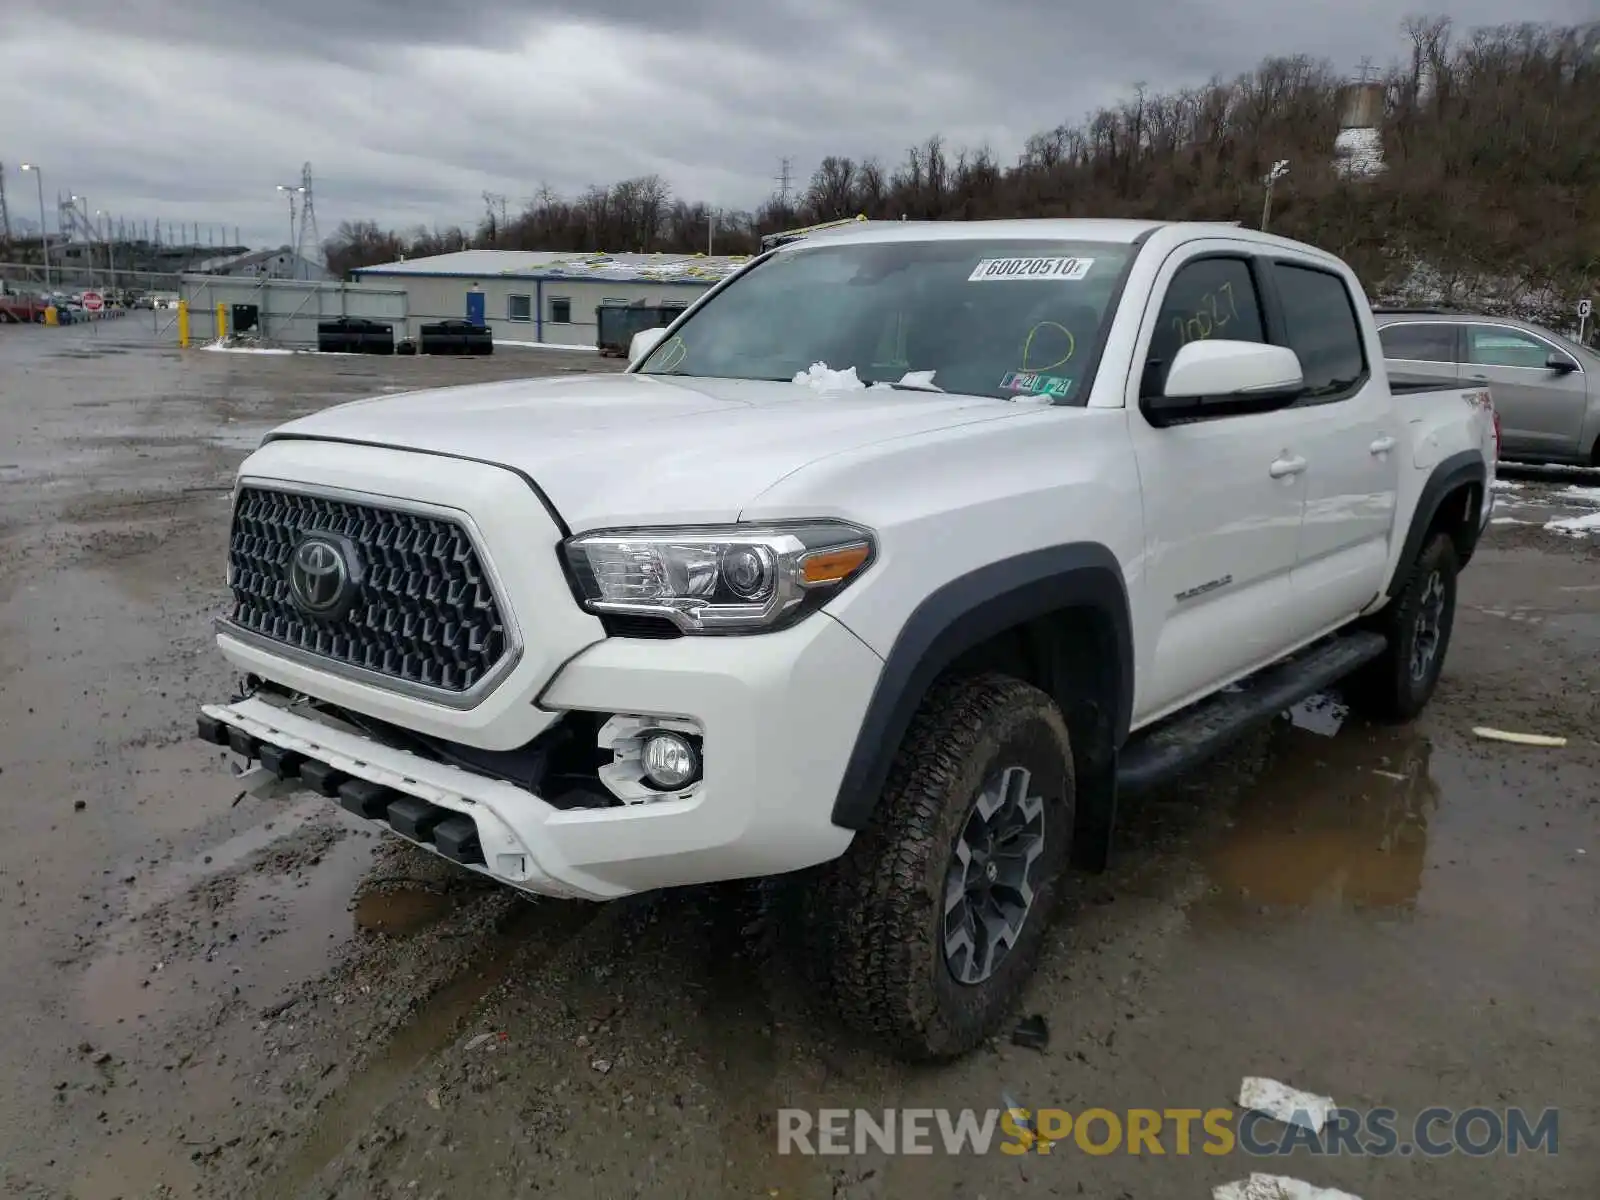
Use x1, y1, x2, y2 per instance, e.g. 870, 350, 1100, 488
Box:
276, 184, 303, 253
97, 210, 116, 293
1261, 159, 1290, 232
19, 163, 48, 290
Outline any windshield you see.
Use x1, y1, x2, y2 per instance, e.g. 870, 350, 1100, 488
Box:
636, 238, 1135, 403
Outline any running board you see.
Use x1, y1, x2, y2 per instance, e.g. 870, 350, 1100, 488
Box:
1115, 631, 1388, 797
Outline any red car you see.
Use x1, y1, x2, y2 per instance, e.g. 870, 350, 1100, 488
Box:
0, 286, 48, 324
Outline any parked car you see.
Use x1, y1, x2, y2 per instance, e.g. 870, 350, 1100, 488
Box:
197, 219, 1497, 1061
1375, 308, 1598, 466
0, 284, 48, 324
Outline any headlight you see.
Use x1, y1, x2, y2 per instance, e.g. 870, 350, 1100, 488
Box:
562, 521, 876, 634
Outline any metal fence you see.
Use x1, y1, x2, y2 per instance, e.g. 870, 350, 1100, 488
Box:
176, 275, 410, 348
0, 260, 188, 295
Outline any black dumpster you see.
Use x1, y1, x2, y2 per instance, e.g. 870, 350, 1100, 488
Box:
231, 303, 260, 335
419, 319, 493, 356
317, 317, 394, 355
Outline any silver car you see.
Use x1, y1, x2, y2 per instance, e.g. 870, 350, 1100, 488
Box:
1374, 309, 1599, 466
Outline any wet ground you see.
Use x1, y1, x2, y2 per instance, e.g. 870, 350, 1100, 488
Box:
1, 320, 1596, 1199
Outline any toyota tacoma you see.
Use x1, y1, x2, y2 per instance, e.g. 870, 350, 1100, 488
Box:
198, 219, 1497, 1060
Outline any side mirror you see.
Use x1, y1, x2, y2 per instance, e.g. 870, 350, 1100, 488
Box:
1144, 340, 1304, 426
629, 327, 668, 366
1546, 352, 1578, 374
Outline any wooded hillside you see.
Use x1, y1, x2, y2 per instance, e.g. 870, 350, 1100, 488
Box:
325, 17, 1599, 330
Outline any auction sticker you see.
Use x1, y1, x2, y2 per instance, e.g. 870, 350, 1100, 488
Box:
1001, 371, 1074, 398
968, 256, 1094, 282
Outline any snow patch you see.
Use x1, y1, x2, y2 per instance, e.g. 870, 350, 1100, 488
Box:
1544, 511, 1600, 537
1214, 1174, 1362, 1200
1238, 1077, 1335, 1133
1333, 126, 1385, 179
202, 340, 294, 356
1558, 485, 1600, 505
792, 362, 867, 392
495, 339, 597, 352
1490, 480, 1523, 492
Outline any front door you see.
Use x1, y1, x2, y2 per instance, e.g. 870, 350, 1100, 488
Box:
466, 288, 486, 326
1464, 323, 1588, 460
1127, 247, 1310, 724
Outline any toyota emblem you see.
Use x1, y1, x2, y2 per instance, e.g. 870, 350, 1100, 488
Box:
288, 534, 360, 617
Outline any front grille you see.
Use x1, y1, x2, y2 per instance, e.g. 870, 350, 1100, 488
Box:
227, 486, 510, 694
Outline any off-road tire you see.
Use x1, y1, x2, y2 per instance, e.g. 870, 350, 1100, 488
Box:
1347, 532, 1459, 722
800, 672, 1075, 1061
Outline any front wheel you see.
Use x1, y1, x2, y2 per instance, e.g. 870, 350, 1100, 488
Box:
1347, 532, 1459, 722
803, 673, 1075, 1061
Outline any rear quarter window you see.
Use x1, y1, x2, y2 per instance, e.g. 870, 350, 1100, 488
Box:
1271, 263, 1367, 399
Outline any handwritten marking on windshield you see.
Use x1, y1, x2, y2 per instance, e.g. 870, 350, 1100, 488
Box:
1021, 322, 1076, 372
654, 336, 688, 371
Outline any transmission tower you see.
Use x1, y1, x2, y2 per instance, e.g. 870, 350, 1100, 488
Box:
774, 158, 794, 208
292, 162, 323, 268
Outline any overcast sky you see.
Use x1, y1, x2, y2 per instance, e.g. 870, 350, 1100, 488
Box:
0, 1, 1591, 251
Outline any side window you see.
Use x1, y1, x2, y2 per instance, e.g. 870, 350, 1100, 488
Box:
549, 297, 572, 324
507, 294, 532, 322
1271, 263, 1367, 398
1379, 323, 1457, 364
1467, 326, 1551, 369
1144, 258, 1266, 395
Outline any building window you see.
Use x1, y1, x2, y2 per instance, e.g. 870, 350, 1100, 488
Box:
508, 294, 532, 322
549, 297, 572, 324
601, 297, 631, 307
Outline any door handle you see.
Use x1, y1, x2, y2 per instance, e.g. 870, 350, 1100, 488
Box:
1468, 373, 1488, 382
1370, 435, 1397, 455
1269, 455, 1308, 478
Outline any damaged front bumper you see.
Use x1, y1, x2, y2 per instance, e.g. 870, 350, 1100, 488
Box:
199, 696, 613, 899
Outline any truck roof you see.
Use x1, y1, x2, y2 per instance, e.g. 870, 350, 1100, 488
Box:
771, 217, 1274, 250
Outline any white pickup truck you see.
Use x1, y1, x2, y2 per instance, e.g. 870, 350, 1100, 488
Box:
199, 219, 1497, 1060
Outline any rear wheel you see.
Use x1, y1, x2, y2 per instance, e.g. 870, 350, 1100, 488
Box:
1347, 532, 1459, 722
801, 673, 1075, 1061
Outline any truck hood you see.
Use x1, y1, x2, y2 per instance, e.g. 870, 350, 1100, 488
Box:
263, 372, 1025, 529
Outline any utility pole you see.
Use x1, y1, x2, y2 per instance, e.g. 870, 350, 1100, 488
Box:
0, 163, 11, 250
774, 158, 793, 210
292, 163, 322, 275
1261, 159, 1290, 232
708, 208, 716, 256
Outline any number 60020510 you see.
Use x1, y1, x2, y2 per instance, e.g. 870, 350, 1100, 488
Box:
1172, 282, 1241, 345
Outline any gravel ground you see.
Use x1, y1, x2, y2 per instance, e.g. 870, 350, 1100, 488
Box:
1, 320, 1596, 1200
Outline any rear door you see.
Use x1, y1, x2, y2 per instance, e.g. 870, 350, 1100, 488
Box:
1268, 260, 1399, 632
1463, 323, 1587, 460
1378, 320, 1462, 386
1126, 244, 1311, 722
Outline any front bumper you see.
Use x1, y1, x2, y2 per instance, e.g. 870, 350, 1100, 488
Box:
200, 611, 883, 900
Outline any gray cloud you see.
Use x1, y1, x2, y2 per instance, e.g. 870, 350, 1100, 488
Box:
1, 0, 1592, 249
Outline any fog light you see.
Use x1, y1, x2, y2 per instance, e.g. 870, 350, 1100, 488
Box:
642, 731, 699, 789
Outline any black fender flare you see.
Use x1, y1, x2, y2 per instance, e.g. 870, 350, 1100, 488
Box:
830, 542, 1134, 830
1387, 450, 1487, 596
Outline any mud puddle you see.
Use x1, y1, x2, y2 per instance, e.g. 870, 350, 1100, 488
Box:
261, 894, 597, 1198
78, 811, 373, 1046
1201, 721, 1438, 916
352, 886, 459, 936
